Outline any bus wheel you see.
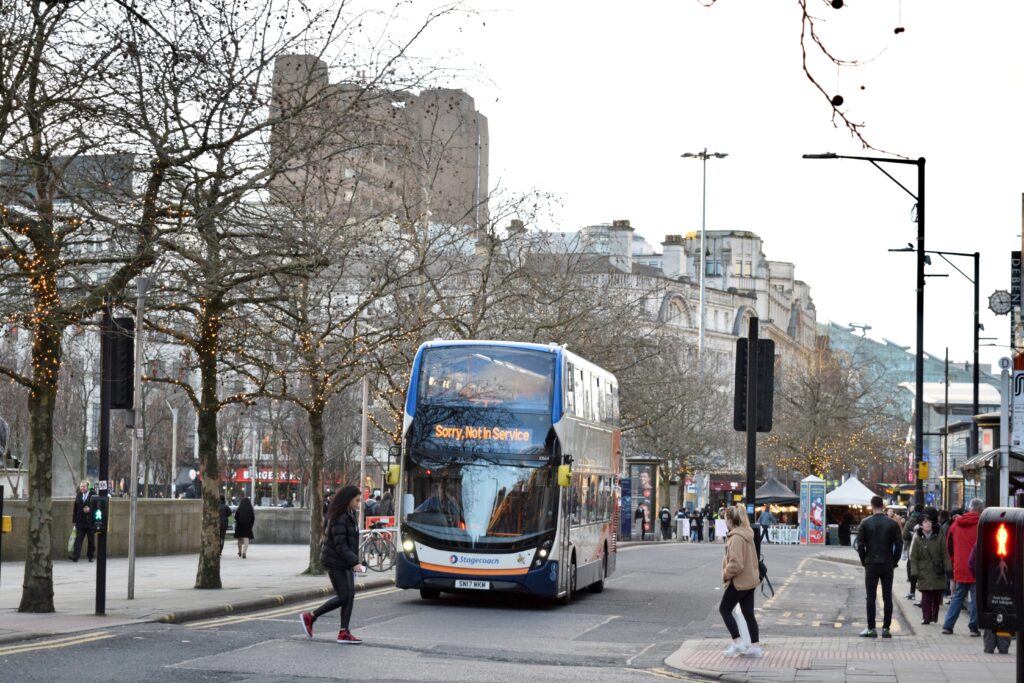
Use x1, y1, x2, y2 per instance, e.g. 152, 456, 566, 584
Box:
560, 559, 576, 605
588, 553, 607, 594
420, 587, 441, 600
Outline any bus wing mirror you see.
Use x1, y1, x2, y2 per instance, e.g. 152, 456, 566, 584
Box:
388, 444, 401, 461
557, 465, 571, 487
387, 464, 400, 487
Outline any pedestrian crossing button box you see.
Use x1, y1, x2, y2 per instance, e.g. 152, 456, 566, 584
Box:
977, 507, 1024, 631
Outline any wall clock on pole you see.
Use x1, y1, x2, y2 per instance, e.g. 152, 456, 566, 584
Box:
988, 289, 1012, 315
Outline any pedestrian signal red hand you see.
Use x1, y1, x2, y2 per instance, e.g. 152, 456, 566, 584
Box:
996, 523, 1009, 558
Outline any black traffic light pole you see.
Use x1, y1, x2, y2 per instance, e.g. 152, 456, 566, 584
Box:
746, 318, 759, 524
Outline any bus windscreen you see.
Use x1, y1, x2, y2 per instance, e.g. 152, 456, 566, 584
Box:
418, 346, 555, 413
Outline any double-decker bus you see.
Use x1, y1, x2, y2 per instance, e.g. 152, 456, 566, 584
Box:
391, 340, 621, 603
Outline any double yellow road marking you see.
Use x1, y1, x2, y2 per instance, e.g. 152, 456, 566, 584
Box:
0, 631, 114, 656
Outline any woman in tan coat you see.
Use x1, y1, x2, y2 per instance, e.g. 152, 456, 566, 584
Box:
719, 505, 763, 658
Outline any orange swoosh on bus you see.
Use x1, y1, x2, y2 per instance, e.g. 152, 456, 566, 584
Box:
419, 561, 530, 576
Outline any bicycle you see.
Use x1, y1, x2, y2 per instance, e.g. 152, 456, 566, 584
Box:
359, 522, 396, 572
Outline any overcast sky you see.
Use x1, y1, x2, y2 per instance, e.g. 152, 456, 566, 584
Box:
378, 1, 1023, 371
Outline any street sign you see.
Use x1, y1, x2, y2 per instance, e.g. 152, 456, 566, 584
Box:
136, 428, 144, 440
97, 480, 107, 491
977, 507, 1024, 631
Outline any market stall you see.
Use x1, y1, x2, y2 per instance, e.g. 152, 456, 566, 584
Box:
755, 478, 800, 544
825, 475, 876, 545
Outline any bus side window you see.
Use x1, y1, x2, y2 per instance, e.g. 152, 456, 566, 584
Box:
589, 372, 600, 422
570, 475, 580, 526
580, 369, 587, 419
565, 363, 576, 416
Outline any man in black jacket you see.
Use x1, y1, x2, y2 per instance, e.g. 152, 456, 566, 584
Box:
70, 480, 95, 562
855, 495, 903, 638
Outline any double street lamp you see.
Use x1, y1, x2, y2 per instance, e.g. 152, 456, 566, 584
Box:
681, 148, 728, 360
803, 152, 928, 506
889, 247, 981, 468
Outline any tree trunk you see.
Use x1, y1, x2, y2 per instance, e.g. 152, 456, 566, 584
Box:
194, 342, 222, 589
306, 407, 325, 575
18, 325, 62, 612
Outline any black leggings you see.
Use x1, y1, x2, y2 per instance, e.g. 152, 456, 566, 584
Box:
313, 569, 355, 630
719, 582, 759, 643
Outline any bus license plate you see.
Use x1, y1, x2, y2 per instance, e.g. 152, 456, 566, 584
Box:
455, 579, 490, 590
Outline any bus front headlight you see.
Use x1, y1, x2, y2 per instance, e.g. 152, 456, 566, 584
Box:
402, 539, 415, 553
538, 548, 548, 558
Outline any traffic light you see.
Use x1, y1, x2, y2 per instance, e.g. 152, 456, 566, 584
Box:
733, 338, 775, 432
108, 317, 134, 410
91, 495, 109, 534
976, 507, 1024, 631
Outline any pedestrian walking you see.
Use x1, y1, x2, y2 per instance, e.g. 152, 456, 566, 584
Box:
937, 509, 953, 601
378, 490, 394, 516
718, 505, 764, 658
757, 507, 775, 545
855, 495, 903, 638
902, 504, 922, 600
300, 485, 366, 644
838, 512, 853, 546
234, 497, 255, 558
910, 509, 950, 624
659, 506, 672, 540
69, 480, 96, 563
942, 498, 983, 636
634, 503, 649, 541
218, 495, 231, 556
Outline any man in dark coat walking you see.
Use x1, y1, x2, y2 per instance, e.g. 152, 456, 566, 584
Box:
856, 495, 903, 638
70, 480, 96, 562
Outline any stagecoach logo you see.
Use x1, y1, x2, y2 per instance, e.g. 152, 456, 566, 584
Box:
516, 554, 526, 564
447, 553, 500, 567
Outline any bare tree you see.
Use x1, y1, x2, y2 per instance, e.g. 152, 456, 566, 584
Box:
761, 341, 909, 481
701, 0, 904, 151
0, 2, 166, 612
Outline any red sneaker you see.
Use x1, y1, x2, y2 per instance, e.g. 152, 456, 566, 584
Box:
300, 612, 314, 639
336, 629, 362, 644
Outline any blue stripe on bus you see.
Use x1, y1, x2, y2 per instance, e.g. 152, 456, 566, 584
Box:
405, 348, 425, 417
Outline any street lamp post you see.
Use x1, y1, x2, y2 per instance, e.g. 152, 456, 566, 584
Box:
889, 247, 981, 468
127, 276, 149, 600
681, 148, 728, 359
165, 399, 178, 499
803, 152, 927, 505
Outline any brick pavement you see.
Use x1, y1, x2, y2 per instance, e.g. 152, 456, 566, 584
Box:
664, 546, 1017, 683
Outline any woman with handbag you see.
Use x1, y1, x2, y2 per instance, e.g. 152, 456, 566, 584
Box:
300, 485, 366, 644
909, 509, 950, 624
719, 505, 764, 658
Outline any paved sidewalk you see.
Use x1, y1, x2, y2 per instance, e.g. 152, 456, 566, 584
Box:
0, 545, 393, 644
664, 545, 1017, 682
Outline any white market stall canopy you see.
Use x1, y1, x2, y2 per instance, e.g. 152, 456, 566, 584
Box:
826, 476, 876, 506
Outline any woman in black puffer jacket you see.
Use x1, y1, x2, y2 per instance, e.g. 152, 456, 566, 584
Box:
299, 485, 366, 644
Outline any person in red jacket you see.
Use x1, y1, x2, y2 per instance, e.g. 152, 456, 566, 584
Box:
941, 497, 983, 636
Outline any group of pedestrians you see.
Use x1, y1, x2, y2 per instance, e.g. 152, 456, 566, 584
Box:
855, 496, 999, 651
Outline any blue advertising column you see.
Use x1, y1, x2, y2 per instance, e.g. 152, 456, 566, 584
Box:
800, 475, 826, 545
627, 459, 659, 541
